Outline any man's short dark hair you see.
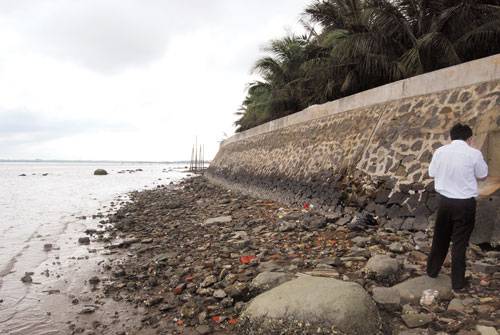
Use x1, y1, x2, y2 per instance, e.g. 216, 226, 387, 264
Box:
450, 123, 473, 141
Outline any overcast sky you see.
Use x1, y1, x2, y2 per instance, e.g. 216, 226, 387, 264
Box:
0, 0, 308, 161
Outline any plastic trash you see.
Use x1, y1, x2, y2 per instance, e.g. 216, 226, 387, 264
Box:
346, 212, 377, 231
239, 255, 256, 264
420, 289, 439, 306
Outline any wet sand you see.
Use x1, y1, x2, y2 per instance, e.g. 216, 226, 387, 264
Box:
0, 194, 150, 334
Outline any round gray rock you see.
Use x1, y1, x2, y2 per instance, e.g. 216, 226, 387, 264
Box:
93, 169, 108, 175
364, 254, 401, 283
242, 276, 381, 334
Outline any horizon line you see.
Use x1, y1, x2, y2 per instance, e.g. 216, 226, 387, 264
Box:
0, 159, 210, 164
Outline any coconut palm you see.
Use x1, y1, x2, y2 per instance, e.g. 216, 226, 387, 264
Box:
234, 0, 500, 132
253, 35, 311, 118
234, 81, 272, 132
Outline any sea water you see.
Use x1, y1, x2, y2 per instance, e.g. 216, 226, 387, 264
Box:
0, 161, 187, 334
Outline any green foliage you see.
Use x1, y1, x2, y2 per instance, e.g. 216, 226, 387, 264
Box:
234, 0, 500, 132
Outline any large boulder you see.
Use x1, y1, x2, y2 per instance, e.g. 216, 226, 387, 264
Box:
251, 272, 294, 292
391, 274, 453, 304
241, 276, 381, 334
93, 169, 108, 175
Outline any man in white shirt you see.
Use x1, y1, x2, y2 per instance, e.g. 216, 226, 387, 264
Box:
426, 123, 488, 291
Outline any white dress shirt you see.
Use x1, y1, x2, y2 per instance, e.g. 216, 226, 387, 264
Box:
429, 140, 488, 199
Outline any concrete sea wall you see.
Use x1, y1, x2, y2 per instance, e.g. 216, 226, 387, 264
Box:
208, 55, 500, 245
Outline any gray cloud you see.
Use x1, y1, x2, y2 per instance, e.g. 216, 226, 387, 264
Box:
2, 0, 305, 73
4, 1, 221, 73
0, 108, 132, 145
0, 0, 307, 160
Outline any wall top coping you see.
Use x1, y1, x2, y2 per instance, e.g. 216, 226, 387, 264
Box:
222, 54, 500, 147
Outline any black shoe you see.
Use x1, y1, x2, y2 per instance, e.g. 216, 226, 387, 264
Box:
452, 287, 470, 295
452, 279, 471, 294
426, 272, 438, 278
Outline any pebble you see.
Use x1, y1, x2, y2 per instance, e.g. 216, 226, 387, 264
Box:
76, 176, 499, 334
78, 237, 90, 245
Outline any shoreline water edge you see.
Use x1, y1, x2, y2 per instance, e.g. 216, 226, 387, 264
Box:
56, 175, 499, 335
0, 163, 186, 335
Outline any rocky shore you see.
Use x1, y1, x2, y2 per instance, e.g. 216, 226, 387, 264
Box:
79, 176, 499, 335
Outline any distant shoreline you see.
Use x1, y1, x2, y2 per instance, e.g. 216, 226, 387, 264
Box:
0, 159, 197, 164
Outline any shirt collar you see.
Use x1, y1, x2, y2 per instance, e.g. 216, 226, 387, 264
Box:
451, 140, 468, 146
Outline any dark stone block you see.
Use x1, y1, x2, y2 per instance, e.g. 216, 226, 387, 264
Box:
406, 194, 420, 209
475, 82, 488, 95
414, 100, 424, 109
424, 117, 440, 129
432, 142, 442, 150
460, 91, 472, 103
411, 140, 423, 151
477, 99, 491, 112
374, 204, 388, 218
400, 217, 414, 230
382, 179, 397, 190
414, 203, 431, 217
398, 103, 411, 114
412, 172, 422, 182
384, 158, 394, 173
412, 216, 429, 231
399, 184, 411, 194
420, 150, 432, 163
385, 218, 403, 230
407, 163, 421, 174
400, 144, 409, 152
387, 192, 406, 206
426, 194, 440, 212
387, 205, 404, 218
374, 189, 391, 204
365, 202, 378, 213
425, 182, 435, 192
449, 91, 458, 103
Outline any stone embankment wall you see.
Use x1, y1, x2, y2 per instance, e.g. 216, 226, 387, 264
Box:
208, 55, 500, 245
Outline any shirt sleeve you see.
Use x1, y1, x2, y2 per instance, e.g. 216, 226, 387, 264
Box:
428, 150, 439, 178
474, 151, 488, 179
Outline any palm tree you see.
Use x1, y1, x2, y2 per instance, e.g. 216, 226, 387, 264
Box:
235, 35, 311, 132
234, 81, 272, 132
253, 35, 310, 118
365, 0, 500, 75
305, 0, 406, 94
234, 0, 500, 132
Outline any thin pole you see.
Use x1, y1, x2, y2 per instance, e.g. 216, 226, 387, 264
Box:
195, 137, 198, 172
190, 145, 194, 171
199, 144, 202, 172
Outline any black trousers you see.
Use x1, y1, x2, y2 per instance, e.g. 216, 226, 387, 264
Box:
426, 195, 476, 289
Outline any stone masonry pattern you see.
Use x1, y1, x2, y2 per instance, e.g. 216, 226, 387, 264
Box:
208, 80, 500, 244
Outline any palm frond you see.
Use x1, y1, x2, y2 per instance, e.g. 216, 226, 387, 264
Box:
454, 19, 500, 60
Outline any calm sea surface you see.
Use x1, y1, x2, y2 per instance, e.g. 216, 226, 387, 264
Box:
0, 162, 188, 334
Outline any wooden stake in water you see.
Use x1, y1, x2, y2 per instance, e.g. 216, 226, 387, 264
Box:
194, 137, 198, 172
190, 144, 194, 171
